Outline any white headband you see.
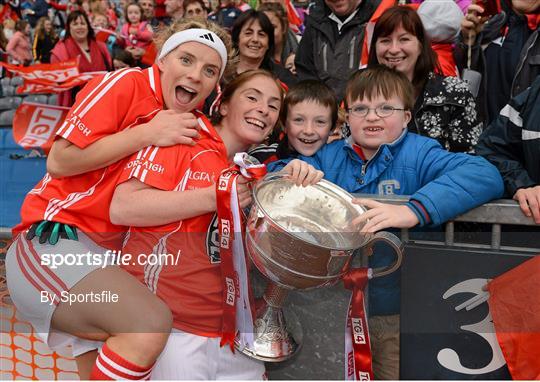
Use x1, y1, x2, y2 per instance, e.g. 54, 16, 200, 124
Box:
158, 28, 228, 78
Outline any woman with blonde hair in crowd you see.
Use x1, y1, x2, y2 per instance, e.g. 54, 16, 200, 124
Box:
2, 18, 15, 41
33, 17, 59, 63
89, 0, 118, 29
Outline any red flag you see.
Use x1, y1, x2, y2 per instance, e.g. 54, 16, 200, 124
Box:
12, 102, 70, 153
487, 255, 540, 380
0, 61, 104, 94
95, 28, 117, 43
285, 0, 302, 28
359, 0, 397, 68
0, 60, 80, 83
16, 72, 105, 94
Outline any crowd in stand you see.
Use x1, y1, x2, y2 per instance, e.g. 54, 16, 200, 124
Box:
0, 0, 539, 379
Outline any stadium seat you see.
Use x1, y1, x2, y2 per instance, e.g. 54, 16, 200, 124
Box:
0, 110, 16, 127
0, 97, 22, 111
24, 94, 49, 104
0, 128, 47, 227
2, 85, 16, 97
10, 76, 23, 87
47, 94, 58, 105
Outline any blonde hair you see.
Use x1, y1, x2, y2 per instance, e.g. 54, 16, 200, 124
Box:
154, 19, 236, 78
35, 16, 58, 41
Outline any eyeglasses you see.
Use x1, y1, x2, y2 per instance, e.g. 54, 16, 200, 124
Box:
348, 105, 406, 118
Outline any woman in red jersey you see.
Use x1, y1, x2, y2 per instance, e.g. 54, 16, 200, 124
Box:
110, 70, 323, 379
5, 20, 233, 380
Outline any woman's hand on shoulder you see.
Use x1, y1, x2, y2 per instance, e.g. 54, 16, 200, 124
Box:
281, 159, 324, 187
139, 110, 201, 147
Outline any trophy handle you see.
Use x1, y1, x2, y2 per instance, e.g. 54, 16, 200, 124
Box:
363, 231, 404, 279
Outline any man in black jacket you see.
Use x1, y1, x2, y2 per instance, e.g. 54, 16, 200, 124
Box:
475, 75, 540, 224
457, 0, 540, 124
294, 0, 382, 101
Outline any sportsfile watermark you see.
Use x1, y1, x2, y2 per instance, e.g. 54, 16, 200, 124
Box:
40, 250, 181, 269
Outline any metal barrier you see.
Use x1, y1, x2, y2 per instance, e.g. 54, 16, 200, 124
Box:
357, 196, 540, 253
0, 227, 11, 240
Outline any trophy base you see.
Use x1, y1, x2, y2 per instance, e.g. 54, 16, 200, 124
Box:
236, 305, 303, 362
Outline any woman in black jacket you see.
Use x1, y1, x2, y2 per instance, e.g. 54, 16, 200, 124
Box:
368, 6, 483, 153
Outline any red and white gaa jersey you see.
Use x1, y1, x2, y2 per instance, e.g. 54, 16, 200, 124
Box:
13, 65, 164, 249
119, 114, 232, 337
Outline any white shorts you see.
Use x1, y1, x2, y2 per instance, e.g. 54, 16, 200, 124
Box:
150, 329, 266, 380
5, 232, 111, 357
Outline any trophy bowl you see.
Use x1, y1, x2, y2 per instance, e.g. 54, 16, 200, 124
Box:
246, 173, 370, 291
238, 173, 402, 362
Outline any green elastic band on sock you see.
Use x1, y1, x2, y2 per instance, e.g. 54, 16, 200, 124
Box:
49, 223, 60, 245
64, 225, 78, 241
35, 221, 49, 237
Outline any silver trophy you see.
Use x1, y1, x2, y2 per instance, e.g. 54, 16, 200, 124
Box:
236, 173, 404, 361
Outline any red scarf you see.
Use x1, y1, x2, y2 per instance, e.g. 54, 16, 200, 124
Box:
63, 37, 109, 73
526, 14, 540, 31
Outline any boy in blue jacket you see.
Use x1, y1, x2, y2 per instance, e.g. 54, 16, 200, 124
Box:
269, 65, 504, 379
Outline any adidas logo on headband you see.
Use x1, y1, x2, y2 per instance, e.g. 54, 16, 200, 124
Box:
200, 33, 215, 43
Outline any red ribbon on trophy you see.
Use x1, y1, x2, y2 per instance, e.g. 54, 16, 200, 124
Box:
343, 268, 374, 381
216, 153, 267, 351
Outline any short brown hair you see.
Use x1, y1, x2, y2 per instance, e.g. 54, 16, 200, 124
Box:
154, 19, 236, 78
212, 69, 285, 125
345, 66, 415, 111
281, 80, 338, 129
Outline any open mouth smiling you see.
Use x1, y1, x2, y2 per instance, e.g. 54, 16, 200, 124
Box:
245, 117, 267, 130
175, 85, 198, 104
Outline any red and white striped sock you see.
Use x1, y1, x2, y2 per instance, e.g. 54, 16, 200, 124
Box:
90, 343, 154, 380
